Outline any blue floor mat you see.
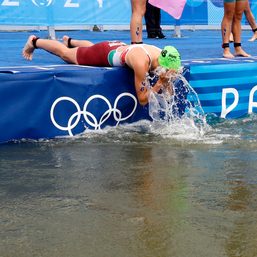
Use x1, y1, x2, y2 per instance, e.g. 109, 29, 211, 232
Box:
0, 29, 257, 67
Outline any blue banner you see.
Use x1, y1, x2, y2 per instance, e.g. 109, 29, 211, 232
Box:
1, 0, 257, 26
184, 57, 257, 119
0, 65, 149, 143
0, 0, 132, 25
0, 64, 189, 143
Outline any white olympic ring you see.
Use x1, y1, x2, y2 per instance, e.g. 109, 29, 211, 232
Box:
50, 93, 138, 136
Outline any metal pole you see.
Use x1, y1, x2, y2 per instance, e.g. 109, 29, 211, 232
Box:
174, 19, 181, 38
47, 2, 56, 39
47, 25, 56, 39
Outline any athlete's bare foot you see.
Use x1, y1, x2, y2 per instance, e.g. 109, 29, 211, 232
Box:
22, 35, 37, 61
223, 49, 234, 59
249, 33, 257, 42
234, 47, 251, 57
62, 35, 71, 47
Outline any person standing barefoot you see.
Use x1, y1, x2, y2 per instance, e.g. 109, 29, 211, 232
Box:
229, 0, 257, 42
244, 0, 257, 41
221, 0, 250, 58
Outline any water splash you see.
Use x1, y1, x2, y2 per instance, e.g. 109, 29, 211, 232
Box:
147, 67, 210, 138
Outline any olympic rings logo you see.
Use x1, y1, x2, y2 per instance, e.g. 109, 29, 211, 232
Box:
50, 93, 138, 136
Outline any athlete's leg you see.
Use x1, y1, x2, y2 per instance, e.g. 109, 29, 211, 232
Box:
221, 0, 236, 58
130, 0, 146, 44
22, 35, 78, 63
244, 0, 257, 41
233, 0, 250, 56
229, 32, 234, 42
62, 35, 94, 47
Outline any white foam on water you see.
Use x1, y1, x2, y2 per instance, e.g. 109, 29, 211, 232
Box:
143, 68, 215, 143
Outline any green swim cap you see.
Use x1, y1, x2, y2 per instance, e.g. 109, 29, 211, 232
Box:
158, 46, 181, 70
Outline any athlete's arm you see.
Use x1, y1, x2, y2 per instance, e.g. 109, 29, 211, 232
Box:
127, 49, 163, 105
133, 64, 164, 106
133, 63, 149, 106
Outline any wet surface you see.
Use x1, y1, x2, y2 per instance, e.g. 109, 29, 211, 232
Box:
1, 116, 257, 257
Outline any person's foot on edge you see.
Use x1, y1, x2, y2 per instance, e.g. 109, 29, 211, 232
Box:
223, 48, 234, 59
22, 35, 37, 61
235, 48, 251, 57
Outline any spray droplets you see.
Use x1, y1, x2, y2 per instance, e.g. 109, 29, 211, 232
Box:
146, 67, 210, 137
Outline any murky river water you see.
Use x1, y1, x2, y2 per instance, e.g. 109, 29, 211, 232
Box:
1, 116, 257, 257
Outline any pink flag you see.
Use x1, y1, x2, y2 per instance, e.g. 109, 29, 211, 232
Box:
149, 0, 186, 19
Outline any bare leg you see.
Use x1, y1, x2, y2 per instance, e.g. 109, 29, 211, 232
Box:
22, 35, 78, 63
244, 0, 257, 41
62, 35, 94, 47
249, 30, 257, 42
229, 32, 234, 42
130, 0, 146, 43
233, 0, 250, 57
221, 2, 235, 58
